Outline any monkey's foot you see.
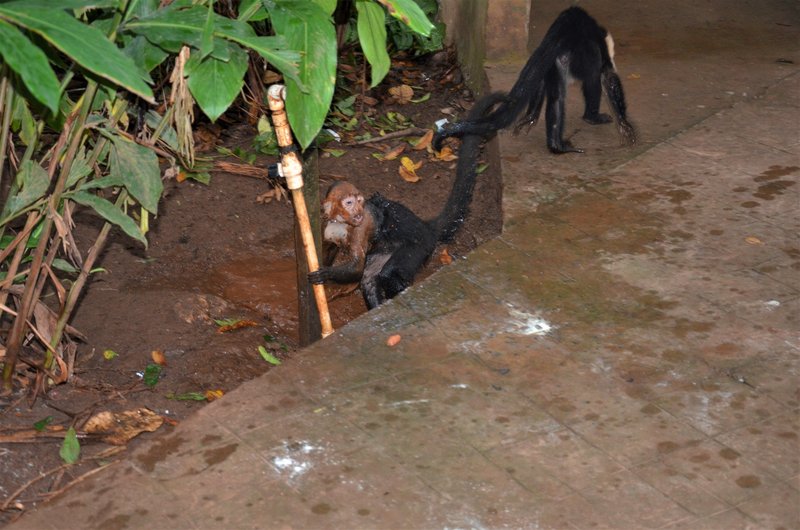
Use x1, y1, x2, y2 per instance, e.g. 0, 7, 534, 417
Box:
582, 113, 613, 125
548, 141, 584, 154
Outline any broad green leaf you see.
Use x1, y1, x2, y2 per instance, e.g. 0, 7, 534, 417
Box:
0, 160, 50, 220
78, 173, 124, 191
218, 34, 301, 89
122, 34, 169, 73
355, 1, 389, 88
103, 349, 118, 360
0, 6, 154, 102
127, 4, 301, 87
123, 4, 207, 52
33, 416, 53, 432
4, 0, 119, 9
375, 0, 433, 36
144, 110, 179, 151
109, 136, 162, 214
11, 95, 37, 146
71, 191, 147, 246
311, 0, 337, 16
65, 148, 93, 190
60, 427, 80, 464
266, 0, 336, 150
258, 346, 282, 365
199, 1, 214, 59
186, 42, 248, 123
143, 363, 161, 387
0, 20, 61, 113
237, 0, 268, 21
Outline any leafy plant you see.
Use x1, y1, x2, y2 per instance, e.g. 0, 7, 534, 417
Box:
0, 0, 433, 396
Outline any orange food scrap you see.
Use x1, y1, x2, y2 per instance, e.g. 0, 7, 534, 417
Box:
151, 350, 167, 366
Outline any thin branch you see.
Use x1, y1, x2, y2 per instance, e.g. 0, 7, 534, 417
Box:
351, 127, 430, 145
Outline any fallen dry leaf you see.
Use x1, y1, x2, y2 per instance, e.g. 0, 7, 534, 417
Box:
361, 95, 379, 106
83, 408, 164, 445
435, 146, 458, 161
205, 389, 224, 401
399, 156, 423, 183
262, 70, 282, 84
745, 236, 763, 245
388, 84, 414, 104
151, 350, 167, 366
413, 130, 433, 150
382, 144, 406, 161
387, 334, 402, 347
217, 319, 259, 333
440, 248, 453, 265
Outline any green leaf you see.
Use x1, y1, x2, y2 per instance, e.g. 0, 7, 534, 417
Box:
52, 258, 80, 274
355, 1, 390, 88
311, 0, 337, 16
0, 160, 50, 220
166, 391, 207, 401
71, 191, 147, 246
214, 318, 241, 327
103, 349, 118, 360
5, 0, 120, 9
65, 148, 93, 190
60, 427, 80, 464
122, 34, 169, 74
199, 1, 214, 59
123, 4, 207, 52
237, 0, 268, 22
258, 346, 282, 365
186, 41, 248, 123
0, 6, 154, 102
144, 110, 179, 151
109, 136, 162, 214
143, 363, 162, 387
265, 0, 337, 150
375, 0, 434, 36
33, 416, 53, 432
218, 34, 301, 89
11, 95, 37, 147
0, 20, 61, 113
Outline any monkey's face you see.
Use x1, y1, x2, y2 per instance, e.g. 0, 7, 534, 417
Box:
324, 192, 365, 227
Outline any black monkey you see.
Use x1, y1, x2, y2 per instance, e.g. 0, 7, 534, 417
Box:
308, 94, 504, 309
434, 6, 636, 154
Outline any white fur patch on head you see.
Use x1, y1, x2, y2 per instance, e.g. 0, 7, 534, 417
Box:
605, 33, 617, 70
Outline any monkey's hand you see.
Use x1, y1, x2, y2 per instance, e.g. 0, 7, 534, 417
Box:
308, 267, 332, 284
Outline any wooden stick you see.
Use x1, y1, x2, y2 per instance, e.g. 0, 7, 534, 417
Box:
352, 127, 430, 145
267, 85, 334, 338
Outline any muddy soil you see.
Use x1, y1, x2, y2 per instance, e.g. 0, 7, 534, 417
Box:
0, 50, 502, 524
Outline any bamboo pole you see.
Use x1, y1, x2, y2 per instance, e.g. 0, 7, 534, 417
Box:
267, 85, 334, 338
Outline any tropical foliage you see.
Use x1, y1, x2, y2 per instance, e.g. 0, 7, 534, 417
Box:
0, 0, 433, 394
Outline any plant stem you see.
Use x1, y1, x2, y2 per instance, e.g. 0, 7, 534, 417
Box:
1, 80, 97, 393
0, 74, 14, 197
48, 191, 128, 367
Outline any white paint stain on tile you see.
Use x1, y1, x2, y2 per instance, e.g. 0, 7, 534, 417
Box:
506, 305, 554, 336
270, 441, 321, 479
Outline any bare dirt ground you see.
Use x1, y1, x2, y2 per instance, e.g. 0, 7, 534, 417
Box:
0, 50, 502, 524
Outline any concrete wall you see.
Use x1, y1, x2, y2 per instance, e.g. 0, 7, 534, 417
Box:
438, 0, 531, 93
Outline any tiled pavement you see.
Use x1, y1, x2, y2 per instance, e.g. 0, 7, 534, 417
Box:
10, 1, 800, 529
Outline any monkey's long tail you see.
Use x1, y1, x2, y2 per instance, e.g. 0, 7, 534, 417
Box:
433, 19, 567, 149
432, 92, 507, 243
